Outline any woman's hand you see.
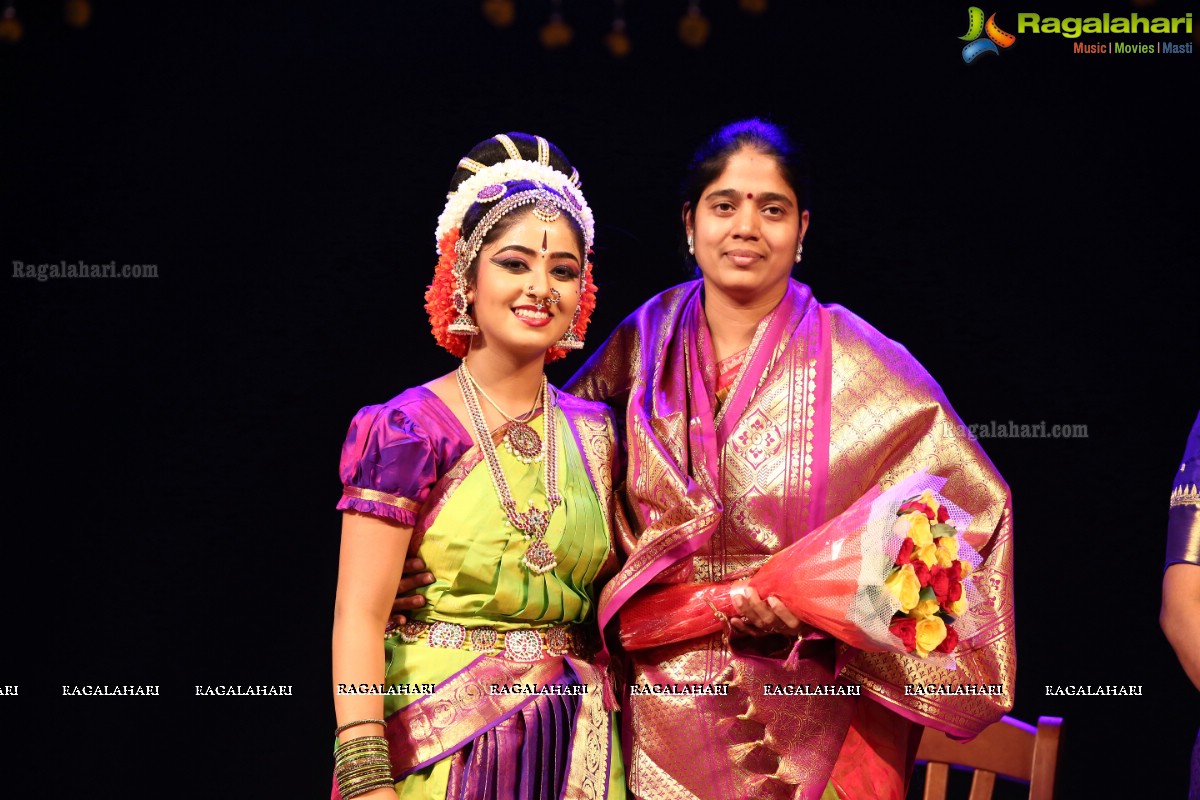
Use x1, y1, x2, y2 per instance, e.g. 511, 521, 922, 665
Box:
389, 557, 435, 625
729, 582, 807, 637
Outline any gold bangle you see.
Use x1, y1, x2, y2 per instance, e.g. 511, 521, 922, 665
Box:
342, 779, 394, 799
334, 718, 386, 737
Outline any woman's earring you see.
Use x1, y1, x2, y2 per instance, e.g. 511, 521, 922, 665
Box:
687, 233, 695, 256
448, 284, 479, 336
794, 242, 804, 263
554, 305, 584, 350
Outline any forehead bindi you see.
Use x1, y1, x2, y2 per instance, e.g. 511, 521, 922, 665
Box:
710, 150, 792, 197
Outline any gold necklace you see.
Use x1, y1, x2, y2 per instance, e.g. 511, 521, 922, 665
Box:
460, 364, 544, 463
456, 362, 560, 574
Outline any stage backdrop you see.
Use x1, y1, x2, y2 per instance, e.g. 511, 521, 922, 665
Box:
4, 1, 1198, 796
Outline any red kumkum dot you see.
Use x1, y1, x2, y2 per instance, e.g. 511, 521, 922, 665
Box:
746, 192, 754, 199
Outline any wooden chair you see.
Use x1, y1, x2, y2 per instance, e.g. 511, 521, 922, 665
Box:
915, 715, 1063, 800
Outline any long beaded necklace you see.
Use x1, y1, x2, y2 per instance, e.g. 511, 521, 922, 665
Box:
460, 367, 544, 463
456, 362, 560, 574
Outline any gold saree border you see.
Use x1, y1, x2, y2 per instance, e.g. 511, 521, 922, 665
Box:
562, 656, 614, 800
341, 485, 422, 514
1171, 483, 1200, 508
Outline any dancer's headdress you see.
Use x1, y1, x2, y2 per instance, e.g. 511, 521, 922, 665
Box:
425, 134, 596, 361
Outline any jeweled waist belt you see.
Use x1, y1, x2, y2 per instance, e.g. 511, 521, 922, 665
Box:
385, 619, 589, 662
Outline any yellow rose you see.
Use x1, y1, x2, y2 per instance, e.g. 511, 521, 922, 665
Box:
914, 615, 948, 657
918, 488, 941, 518
946, 597, 969, 617
884, 564, 921, 613
915, 599, 941, 620
935, 536, 959, 568
914, 543, 937, 568
897, 512, 933, 547
959, 560, 973, 579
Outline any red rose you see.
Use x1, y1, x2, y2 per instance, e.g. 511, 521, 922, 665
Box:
896, 537, 915, 565
947, 579, 963, 603
890, 617, 917, 650
930, 566, 950, 604
948, 560, 963, 581
899, 500, 935, 520
937, 505, 950, 523
912, 561, 931, 587
934, 626, 959, 654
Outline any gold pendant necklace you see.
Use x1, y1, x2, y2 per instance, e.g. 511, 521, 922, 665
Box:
460, 366, 544, 462
456, 362, 560, 574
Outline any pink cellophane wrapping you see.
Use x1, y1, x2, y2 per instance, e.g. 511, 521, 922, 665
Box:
618, 472, 985, 668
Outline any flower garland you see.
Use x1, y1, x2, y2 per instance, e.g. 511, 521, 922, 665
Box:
425, 228, 468, 358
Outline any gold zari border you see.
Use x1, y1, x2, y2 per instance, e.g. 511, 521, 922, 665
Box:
1171, 484, 1200, 508
342, 485, 422, 514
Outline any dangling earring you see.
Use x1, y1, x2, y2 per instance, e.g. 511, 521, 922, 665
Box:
687, 233, 695, 255
554, 304, 584, 350
448, 241, 479, 336
448, 287, 479, 335
794, 242, 804, 263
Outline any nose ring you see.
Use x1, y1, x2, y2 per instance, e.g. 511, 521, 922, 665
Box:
527, 287, 561, 310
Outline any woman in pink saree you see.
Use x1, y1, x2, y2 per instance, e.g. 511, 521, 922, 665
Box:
563, 119, 1015, 800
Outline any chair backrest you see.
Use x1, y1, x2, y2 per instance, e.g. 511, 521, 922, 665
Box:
915, 715, 1063, 800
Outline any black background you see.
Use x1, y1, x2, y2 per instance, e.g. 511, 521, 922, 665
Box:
3, 0, 1198, 796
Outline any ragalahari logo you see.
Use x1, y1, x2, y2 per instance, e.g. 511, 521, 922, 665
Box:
960, 7, 1016, 62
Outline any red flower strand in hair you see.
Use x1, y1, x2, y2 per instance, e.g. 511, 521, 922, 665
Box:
425, 228, 469, 359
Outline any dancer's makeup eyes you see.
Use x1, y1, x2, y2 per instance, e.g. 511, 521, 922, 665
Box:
490, 257, 530, 272
551, 264, 581, 281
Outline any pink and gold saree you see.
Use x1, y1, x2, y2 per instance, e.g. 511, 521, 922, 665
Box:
567, 279, 1015, 800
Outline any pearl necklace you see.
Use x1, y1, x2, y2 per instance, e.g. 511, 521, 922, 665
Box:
456, 362, 560, 574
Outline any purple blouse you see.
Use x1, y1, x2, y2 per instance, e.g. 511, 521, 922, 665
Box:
336, 387, 473, 527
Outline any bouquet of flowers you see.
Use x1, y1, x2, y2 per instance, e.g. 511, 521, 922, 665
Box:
883, 487, 980, 662
618, 472, 985, 668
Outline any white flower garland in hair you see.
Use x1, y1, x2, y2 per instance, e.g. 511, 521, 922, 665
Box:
435, 159, 593, 255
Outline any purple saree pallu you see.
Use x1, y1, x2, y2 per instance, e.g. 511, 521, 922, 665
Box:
445, 688, 580, 798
